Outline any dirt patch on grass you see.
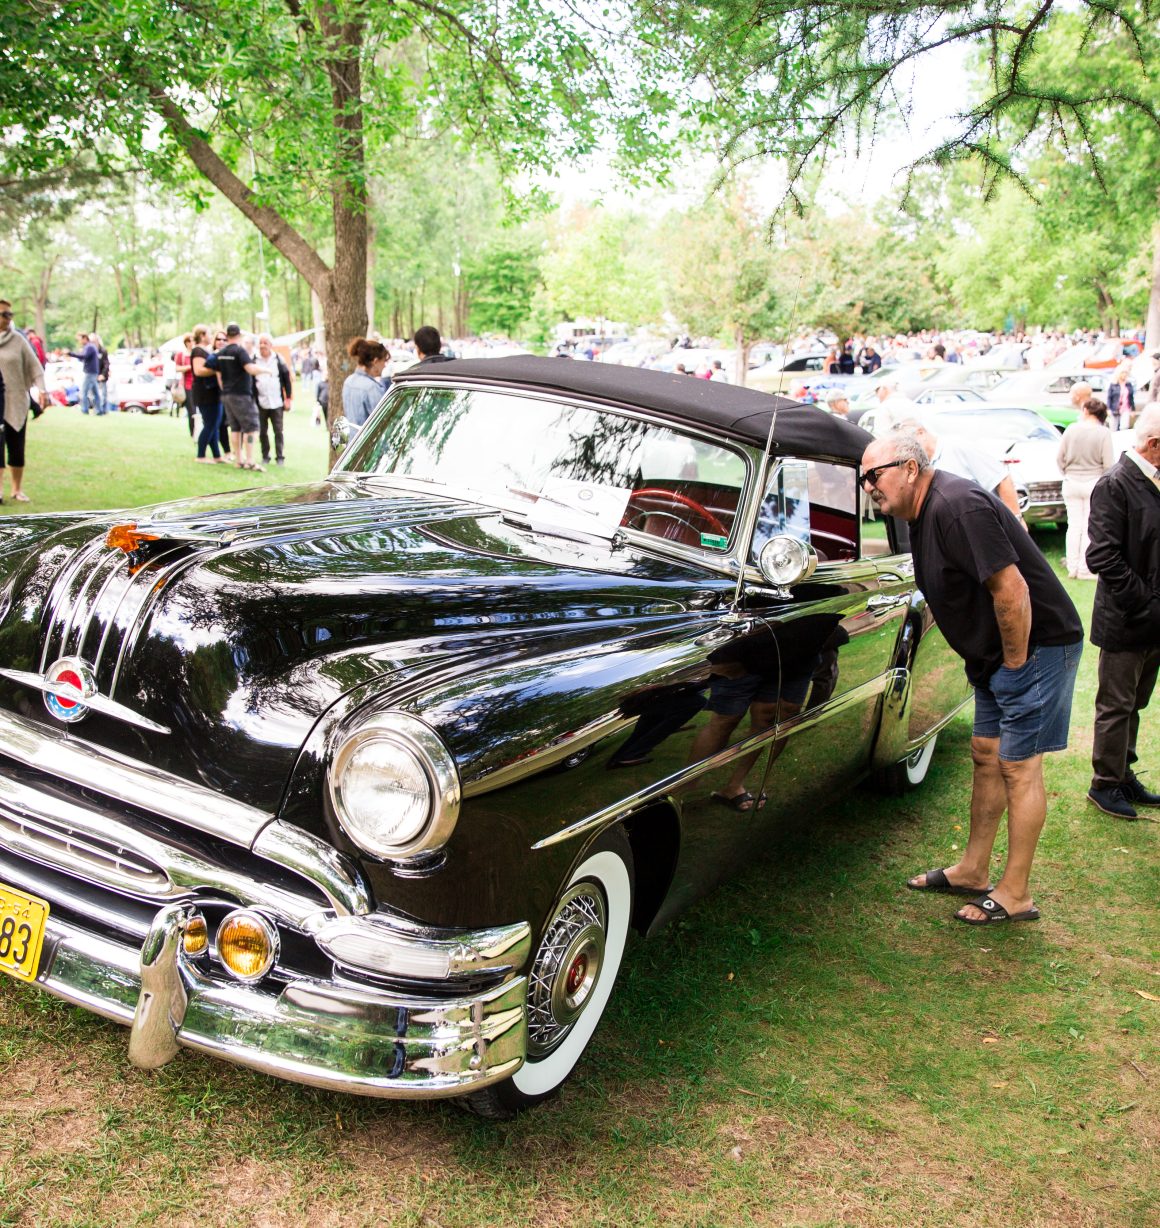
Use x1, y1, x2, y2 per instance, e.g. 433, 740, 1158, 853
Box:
1, 1057, 110, 1159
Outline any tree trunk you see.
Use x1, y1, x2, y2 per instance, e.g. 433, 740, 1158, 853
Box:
34, 258, 54, 339
150, 2, 370, 468
733, 323, 749, 387
1094, 281, 1116, 335
366, 212, 376, 333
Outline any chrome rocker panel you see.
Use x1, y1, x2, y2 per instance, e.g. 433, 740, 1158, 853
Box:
35, 905, 529, 1099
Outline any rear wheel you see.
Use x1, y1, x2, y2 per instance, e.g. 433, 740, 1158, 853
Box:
463, 827, 634, 1119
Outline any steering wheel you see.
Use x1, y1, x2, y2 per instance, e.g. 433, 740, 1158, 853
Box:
624, 487, 728, 538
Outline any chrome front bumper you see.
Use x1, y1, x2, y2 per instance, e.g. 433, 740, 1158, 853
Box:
0, 708, 530, 1098
36, 904, 528, 1098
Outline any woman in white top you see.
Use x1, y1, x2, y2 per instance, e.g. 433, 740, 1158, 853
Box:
341, 337, 390, 429
1057, 397, 1114, 579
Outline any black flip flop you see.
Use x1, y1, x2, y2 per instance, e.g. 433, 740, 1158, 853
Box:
712, 790, 756, 812
954, 893, 1041, 926
907, 867, 993, 897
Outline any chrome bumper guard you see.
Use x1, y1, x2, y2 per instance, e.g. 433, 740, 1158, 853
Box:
39, 904, 528, 1098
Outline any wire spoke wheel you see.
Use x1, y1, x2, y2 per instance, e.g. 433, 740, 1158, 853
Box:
463, 828, 633, 1118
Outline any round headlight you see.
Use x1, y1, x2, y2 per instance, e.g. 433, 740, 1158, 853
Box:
329, 714, 460, 860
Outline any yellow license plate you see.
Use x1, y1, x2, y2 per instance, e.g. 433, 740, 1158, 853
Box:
0, 881, 48, 984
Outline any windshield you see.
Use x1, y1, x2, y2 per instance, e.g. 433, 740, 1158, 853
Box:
337, 386, 749, 549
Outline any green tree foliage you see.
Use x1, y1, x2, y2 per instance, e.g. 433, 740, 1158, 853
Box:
538, 207, 665, 329
465, 237, 542, 338
662, 191, 785, 382
0, 0, 672, 450
642, 1, 1159, 208
896, 6, 1160, 334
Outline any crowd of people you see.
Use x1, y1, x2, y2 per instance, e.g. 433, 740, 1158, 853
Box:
173, 323, 293, 469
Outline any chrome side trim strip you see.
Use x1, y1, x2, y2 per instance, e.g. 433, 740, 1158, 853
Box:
462, 710, 630, 797
532, 672, 890, 850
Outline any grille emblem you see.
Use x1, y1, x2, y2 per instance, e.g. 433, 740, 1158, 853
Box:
44, 656, 97, 724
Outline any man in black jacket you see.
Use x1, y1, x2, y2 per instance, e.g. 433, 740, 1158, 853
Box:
1085, 406, 1160, 819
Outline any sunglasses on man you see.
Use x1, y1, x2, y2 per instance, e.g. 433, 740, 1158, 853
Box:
859, 458, 911, 488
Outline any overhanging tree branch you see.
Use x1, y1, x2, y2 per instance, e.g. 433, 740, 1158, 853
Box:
151, 92, 332, 291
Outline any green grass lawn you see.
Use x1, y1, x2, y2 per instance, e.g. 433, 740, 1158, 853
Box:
2, 390, 332, 513
0, 405, 1156, 1227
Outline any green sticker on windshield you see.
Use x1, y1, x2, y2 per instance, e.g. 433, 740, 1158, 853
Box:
700, 533, 729, 550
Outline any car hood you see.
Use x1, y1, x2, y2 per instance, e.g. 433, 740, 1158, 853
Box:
0, 477, 708, 809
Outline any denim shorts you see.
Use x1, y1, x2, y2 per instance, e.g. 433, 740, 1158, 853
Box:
708, 669, 811, 716
974, 641, 1083, 761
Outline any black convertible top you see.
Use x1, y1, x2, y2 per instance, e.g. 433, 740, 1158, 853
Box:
392, 356, 872, 463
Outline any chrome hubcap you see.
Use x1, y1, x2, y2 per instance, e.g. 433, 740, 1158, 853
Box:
527, 883, 606, 1057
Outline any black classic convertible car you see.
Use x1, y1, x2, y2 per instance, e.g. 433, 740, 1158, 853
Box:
0, 357, 969, 1116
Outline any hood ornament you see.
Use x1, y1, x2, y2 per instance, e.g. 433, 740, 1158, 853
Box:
0, 656, 170, 734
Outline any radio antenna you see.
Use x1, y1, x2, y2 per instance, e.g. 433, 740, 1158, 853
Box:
730, 276, 804, 612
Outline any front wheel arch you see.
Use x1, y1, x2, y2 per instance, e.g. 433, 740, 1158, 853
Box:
462, 825, 634, 1118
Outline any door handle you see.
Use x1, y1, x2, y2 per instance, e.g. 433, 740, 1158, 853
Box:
695, 619, 756, 647
866, 594, 907, 613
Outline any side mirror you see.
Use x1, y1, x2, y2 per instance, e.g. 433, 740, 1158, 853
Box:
329, 415, 353, 452
758, 535, 818, 587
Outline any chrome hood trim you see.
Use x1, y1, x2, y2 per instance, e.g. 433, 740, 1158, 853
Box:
0, 666, 170, 734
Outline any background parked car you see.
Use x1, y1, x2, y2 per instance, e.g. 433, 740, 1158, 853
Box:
985, 367, 1114, 430
857, 403, 1066, 528
108, 368, 172, 414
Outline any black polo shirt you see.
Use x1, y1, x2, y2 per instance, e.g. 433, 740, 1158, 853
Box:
910, 470, 1082, 686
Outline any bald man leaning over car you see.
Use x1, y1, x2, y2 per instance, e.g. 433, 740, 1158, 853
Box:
861, 431, 1082, 926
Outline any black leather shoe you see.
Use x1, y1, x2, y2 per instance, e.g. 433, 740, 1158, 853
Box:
1122, 771, 1160, 806
1088, 784, 1138, 820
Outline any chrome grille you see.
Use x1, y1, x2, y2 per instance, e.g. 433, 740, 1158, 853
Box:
0, 774, 172, 894
1026, 481, 1063, 502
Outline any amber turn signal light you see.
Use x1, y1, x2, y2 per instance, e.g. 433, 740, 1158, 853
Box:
217, 910, 278, 982
106, 524, 159, 553
183, 913, 209, 956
